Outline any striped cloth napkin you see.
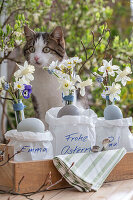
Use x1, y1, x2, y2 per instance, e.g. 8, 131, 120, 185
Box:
53, 148, 126, 192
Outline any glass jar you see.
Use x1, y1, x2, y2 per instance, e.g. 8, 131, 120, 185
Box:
13, 99, 25, 125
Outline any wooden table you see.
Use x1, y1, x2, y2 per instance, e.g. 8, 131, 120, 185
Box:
0, 179, 133, 200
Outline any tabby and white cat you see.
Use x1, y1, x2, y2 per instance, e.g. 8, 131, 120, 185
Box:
23, 26, 67, 126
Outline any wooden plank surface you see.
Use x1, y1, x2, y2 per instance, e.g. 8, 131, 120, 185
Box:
0, 144, 14, 189
13, 159, 70, 193
10, 152, 133, 193
0, 180, 133, 200
105, 152, 133, 182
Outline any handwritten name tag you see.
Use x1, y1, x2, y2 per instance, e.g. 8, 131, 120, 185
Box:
108, 136, 120, 148
65, 133, 88, 142
21, 146, 47, 153
61, 145, 91, 154
60, 132, 91, 155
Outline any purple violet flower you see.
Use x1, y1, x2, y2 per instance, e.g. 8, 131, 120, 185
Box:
22, 85, 32, 99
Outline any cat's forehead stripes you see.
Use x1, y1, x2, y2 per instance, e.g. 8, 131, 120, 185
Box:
34, 35, 46, 50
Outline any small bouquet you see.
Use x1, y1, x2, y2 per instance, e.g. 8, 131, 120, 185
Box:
94, 58, 132, 103
0, 61, 35, 124
94, 58, 132, 119
44, 57, 93, 105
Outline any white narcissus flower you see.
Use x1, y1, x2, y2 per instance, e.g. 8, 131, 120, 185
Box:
115, 66, 132, 86
70, 57, 82, 64
59, 79, 74, 96
49, 60, 58, 71
77, 77, 93, 96
98, 59, 119, 77
64, 59, 75, 69
14, 61, 35, 84
59, 63, 66, 72
102, 83, 121, 102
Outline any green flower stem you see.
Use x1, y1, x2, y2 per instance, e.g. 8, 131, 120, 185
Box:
18, 89, 20, 99
53, 72, 60, 78
8, 89, 18, 103
108, 75, 111, 86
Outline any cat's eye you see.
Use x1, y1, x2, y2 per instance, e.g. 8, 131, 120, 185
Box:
29, 46, 35, 53
43, 47, 50, 53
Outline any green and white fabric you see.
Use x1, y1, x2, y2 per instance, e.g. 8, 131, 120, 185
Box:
53, 148, 126, 192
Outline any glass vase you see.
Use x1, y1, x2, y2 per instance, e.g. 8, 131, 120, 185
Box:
13, 99, 25, 125
104, 95, 123, 120
57, 93, 80, 118
63, 94, 74, 105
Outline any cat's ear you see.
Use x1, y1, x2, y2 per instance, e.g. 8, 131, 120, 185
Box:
50, 26, 65, 49
24, 25, 35, 41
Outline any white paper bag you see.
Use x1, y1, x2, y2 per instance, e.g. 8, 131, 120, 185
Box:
95, 117, 133, 152
5, 130, 53, 161
45, 107, 97, 156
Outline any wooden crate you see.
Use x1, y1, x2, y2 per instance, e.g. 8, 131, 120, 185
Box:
0, 144, 133, 194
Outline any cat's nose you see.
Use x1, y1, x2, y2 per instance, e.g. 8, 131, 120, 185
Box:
34, 56, 39, 62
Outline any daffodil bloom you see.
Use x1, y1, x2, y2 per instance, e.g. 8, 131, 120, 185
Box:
49, 60, 58, 71
115, 66, 132, 86
61, 59, 75, 69
14, 61, 35, 84
98, 59, 119, 77
102, 83, 121, 102
59, 79, 74, 96
70, 57, 82, 64
77, 77, 93, 96
58, 63, 67, 73
66, 62, 75, 69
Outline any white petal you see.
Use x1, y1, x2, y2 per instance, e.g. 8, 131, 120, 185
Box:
24, 61, 28, 68
125, 76, 131, 81
117, 89, 121, 94
121, 79, 127, 86
103, 59, 109, 67
110, 71, 115, 77
103, 71, 107, 77
80, 88, 85, 96
112, 65, 119, 70
75, 75, 81, 82
98, 66, 104, 72
109, 94, 114, 102
115, 75, 121, 82
109, 58, 113, 66
115, 94, 120, 101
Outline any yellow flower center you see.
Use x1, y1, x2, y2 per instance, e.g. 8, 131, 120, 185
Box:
61, 69, 66, 73
17, 84, 21, 89
65, 83, 69, 87
107, 66, 111, 71
21, 68, 30, 75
